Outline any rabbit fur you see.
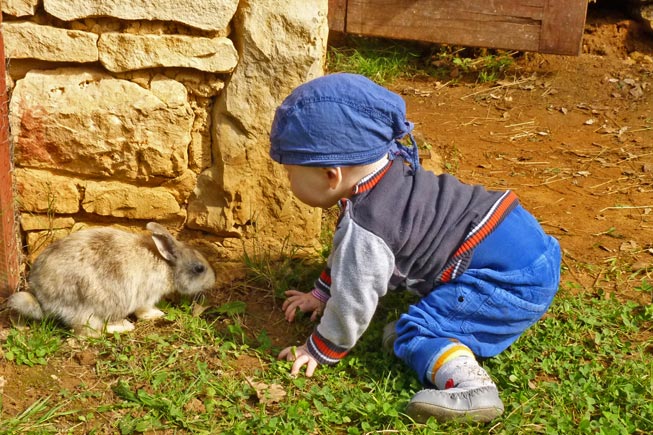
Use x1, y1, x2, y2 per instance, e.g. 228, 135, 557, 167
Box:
7, 222, 216, 336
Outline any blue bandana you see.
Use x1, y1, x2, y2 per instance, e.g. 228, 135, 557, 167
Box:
269, 73, 420, 170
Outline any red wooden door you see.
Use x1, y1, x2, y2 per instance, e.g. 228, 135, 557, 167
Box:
329, 0, 588, 55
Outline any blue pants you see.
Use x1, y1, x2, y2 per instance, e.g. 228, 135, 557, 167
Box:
394, 205, 561, 386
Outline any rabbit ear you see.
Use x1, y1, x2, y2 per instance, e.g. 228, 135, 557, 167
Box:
146, 222, 181, 262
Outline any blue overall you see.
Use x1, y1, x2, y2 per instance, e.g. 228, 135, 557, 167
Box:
393, 205, 561, 386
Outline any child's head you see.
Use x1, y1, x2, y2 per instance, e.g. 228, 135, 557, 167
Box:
269, 73, 419, 169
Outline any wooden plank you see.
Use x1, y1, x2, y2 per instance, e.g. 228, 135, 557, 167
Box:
328, 0, 348, 33
540, 0, 587, 54
330, 0, 587, 55
346, 0, 544, 52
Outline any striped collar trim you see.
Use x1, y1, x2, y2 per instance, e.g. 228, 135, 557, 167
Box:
352, 160, 393, 195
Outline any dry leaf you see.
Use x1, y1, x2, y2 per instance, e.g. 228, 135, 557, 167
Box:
246, 377, 286, 404
631, 261, 651, 272
192, 301, 210, 317
619, 240, 638, 252
184, 397, 206, 413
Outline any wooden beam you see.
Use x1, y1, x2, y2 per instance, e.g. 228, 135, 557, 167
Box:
328, 0, 348, 33
0, 12, 20, 299
330, 0, 587, 55
540, 0, 588, 55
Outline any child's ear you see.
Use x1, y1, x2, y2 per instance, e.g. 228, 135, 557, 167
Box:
324, 167, 342, 189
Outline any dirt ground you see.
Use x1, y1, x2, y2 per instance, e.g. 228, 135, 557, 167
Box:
1, 2, 652, 428
397, 4, 653, 307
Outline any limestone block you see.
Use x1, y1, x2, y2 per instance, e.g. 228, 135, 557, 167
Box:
9, 68, 193, 180
149, 74, 188, 108
98, 33, 238, 73
189, 99, 213, 173
1, 0, 39, 17
173, 72, 225, 98
43, 0, 238, 32
187, 166, 236, 237
14, 168, 80, 214
188, 0, 328, 243
20, 214, 76, 231
83, 180, 181, 220
2, 21, 99, 63
161, 170, 198, 204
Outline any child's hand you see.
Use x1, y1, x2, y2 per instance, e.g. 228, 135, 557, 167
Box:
278, 344, 319, 377
282, 290, 326, 322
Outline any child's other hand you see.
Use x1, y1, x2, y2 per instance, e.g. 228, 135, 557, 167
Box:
278, 344, 319, 377
282, 290, 326, 322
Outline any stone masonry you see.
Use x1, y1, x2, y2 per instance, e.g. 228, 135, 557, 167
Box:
2, 0, 329, 278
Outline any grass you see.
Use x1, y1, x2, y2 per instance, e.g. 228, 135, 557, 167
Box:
1, 255, 652, 434
327, 36, 517, 85
2, 318, 64, 367
2, 39, 652, 434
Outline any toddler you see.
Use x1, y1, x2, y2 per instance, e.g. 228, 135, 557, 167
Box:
270, 73, 561, 423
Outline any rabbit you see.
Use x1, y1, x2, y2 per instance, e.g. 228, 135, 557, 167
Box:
7, 222, 216, 336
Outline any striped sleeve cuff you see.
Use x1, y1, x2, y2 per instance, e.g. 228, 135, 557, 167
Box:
314, 268, 332, 296
310, 288, 330, 303
306, 330, 349, 365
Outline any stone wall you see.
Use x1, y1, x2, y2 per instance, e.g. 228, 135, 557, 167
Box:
2, 0, 328, 277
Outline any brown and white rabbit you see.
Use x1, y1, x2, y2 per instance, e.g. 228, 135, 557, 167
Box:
7, 222, 216, 336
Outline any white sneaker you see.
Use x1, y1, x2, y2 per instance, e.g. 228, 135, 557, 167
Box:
406, 385, 504, 423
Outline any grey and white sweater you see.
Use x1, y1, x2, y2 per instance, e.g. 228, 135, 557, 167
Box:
306, 159, 518, 364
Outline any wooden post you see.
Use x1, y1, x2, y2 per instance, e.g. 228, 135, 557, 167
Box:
0, 12, 21, 299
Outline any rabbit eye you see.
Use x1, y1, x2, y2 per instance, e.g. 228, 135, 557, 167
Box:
192, 263, 206, 274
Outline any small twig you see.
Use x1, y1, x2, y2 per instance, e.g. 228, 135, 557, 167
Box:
511, 160, 551, 165
591, 267, 605, 290
606, 183, 643, 195
561, 254, 587, 291
628, 126, 653, 133
434, 79, 453, 91
505, 120, 535, 128
461, 116, 507, 126
589, 177, 629, 189
461, 77, 534, 100
619, 151, 653, 163
523, 176, 573, 187
599, 205, 653, 212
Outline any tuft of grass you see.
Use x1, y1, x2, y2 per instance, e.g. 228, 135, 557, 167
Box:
327, 36, 517, 85
327, 37, 426, 84
2, 318, 65, 367
242, 237, 324, 299
0, 396, 76, 434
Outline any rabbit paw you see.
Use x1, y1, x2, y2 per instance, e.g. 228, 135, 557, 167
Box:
105, 319, 135, 333
134, 307, 165, 320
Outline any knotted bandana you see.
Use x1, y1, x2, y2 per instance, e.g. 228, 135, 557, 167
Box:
270, 73, 420, 171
